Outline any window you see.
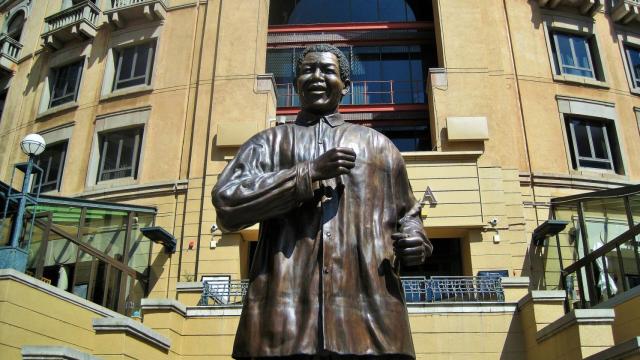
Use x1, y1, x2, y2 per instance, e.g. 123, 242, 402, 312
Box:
6, 11, 25, 42
267, 45, 427, 107
269, 0, 431, 25
49, 60, 83, 108
97, 128, 143, 182
113, 41, 156, 91
565, 117, 620, 172
624, 45, 640, 89
551, 32, 597, 79
34, 141, 67, 193
374, 125, 430, 151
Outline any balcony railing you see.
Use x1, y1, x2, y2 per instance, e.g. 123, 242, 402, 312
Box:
276, 80, 426, 108
105, 0, 167, 27
199, 276, 505, 307
0, 34, 23, 62
44, 1, 100, 34
611, 0, 640, 24
42, 1, 100, 49
111, 0, 165, 8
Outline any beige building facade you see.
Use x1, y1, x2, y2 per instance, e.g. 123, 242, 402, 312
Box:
0, 0, 639, 359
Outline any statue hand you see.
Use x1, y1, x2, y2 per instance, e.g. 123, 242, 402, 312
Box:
310, 147, 356, 181
391, 232, 428, 267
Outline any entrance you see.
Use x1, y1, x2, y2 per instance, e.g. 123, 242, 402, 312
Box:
400, 238, 462, 277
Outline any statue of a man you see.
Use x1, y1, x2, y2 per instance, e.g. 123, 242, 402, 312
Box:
212, 44, 432, 360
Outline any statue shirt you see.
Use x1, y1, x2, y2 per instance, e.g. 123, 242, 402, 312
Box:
212, 111, 429, 359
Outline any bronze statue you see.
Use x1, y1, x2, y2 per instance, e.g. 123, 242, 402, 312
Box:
212, 44, 432, 360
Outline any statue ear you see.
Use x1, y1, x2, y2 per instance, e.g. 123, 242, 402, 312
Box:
341, 79, 351, 96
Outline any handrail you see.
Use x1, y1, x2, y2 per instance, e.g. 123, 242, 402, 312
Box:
276, 80, 425, 107
199, 276, 505, 306
44, 1, 101, 33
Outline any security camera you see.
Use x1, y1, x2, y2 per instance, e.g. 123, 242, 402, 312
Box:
211, 224, 218, 233
489, 218, 498, 227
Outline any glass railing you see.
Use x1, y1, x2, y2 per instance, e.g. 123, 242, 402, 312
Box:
551, 185, 640, 310
43, 0, 101, 34
199, 276, 505, 307
276, 80, 426, 108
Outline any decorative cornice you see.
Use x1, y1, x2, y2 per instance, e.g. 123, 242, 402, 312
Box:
517, 290, 566, 308
92, 317, 171, 351
536, 309, 615, 343
21, 346, 100, 360
141, 298, 187, 316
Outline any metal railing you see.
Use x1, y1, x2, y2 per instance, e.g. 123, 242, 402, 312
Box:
199, 276, 504, 307
402, 276, 504, 303
110, 0, 166, 9
44, 1, 101, 34
0, 34, 22, 61
276, 80, 426, 107
199, 279, 249, 306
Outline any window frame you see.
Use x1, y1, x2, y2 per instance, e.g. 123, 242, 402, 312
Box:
37, 44, 91, 117
48, 59, 84, 109
617, 32, 640, 95
566, 117, 615, 172
96, 127, 143, 183
86, 107, 150, 190
112, 41, 156, 91
35, 141, 68, 193
557, 96, 627, 176
542, 15, 608, 88
551, 32, 596, 78
100, 25, 162, 100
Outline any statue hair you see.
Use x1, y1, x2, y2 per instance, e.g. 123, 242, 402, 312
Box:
295, 44, 351, 82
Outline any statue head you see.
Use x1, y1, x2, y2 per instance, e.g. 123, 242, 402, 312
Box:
295, 44, 351, 115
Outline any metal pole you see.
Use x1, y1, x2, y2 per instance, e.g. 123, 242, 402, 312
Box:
9, 155, 34, 248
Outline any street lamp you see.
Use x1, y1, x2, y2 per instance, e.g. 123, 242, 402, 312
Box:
0, 134, 45, 272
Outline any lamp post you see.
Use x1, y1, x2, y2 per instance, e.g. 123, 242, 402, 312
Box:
0, 134, 45, 272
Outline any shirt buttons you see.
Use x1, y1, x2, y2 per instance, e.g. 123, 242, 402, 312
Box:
325, 231, 331, 237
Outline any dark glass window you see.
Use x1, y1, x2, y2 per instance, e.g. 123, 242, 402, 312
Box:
35, 141, 68, 193
97, 128, 143, 182
373, 125, 430, 152
566, 117, 621, 172
113, 41, 156, 90
49, 60, 84, 108
7, 11, 25, 42
269, 0, 430, 25
625, 45, 640, 88
551, 32, 599, 79
267, 45, 426, 107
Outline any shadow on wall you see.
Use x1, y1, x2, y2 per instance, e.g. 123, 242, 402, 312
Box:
500, 312, 526, 360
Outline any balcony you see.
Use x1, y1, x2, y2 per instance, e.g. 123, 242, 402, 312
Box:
104, 0, 167, 28
537, 0, 603, 16
198, 276, 505, 306
0, 34, 22, 73
611, 0, 640, 24
41, 1, 101, 50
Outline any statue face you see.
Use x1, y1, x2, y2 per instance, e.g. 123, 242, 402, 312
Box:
296, 52, 350, 115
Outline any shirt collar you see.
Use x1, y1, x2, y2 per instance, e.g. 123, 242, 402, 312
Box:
295, 110, 345, 128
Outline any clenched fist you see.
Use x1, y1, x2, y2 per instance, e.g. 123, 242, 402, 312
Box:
392, 232, 429, 267
310, 147, 356, 181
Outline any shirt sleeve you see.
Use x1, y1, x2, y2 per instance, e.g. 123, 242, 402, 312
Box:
212, 133, 315, 232
389, 141, 433, 257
